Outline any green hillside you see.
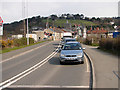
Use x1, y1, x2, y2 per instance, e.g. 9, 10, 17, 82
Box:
42, 19, 96, 27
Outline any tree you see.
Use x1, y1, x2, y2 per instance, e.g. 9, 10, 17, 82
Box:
85, 17, 90, 21
91, 17, 96, 22
80, 14, 84, 19
73, 14, 80, 20
50, 14, 58, 20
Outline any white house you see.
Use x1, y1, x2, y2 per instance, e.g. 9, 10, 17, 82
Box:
26, 34, 37, 41
12, 34, 23, 39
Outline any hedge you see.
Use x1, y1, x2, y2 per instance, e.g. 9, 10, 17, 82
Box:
99, 38, 120, 53
0, 38, 34, 48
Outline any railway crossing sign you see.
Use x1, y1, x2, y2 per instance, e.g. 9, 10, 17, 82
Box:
0, 17, 3, 35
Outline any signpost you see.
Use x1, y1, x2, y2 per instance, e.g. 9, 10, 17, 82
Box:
0, 17, 3, 35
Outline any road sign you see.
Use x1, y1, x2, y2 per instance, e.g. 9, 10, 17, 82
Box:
0, 26, 3, 35
0, 17, 3, 26
0, 17, 3, 35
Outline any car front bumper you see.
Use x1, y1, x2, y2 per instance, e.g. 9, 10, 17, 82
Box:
59, 57, 84, 63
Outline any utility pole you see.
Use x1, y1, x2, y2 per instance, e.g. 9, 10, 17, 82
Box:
23, 0, 29, 45
22, 0, 26, 38
23, 20, 26, 37
26, 0, 29, 45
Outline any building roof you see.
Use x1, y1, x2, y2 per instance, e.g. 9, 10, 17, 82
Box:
54, 28, 63, 33
87, 29, 108, 34
44, 28, 64, 33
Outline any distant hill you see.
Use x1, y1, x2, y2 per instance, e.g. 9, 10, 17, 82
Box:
3, 14, 96, 39
4, 14, 119, 39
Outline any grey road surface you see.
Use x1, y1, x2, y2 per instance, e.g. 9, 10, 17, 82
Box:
2, 41, 51, 60
82, 44, 118, 88
2, 41, 90, 89
2, 41, 58, 81
10, 54, 89, 87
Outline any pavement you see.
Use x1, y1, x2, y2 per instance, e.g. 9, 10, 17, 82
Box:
82, 44, 119, 88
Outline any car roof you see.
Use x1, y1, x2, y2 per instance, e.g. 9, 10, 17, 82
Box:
64, 38, 76, 40
66, 41, 79, 44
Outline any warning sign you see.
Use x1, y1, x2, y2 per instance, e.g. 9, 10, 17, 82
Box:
0, 17, 3, 35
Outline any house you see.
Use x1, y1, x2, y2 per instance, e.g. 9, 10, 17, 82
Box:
44, 28, 54, 40
53, 28, 63, 40
12, 34, 23, 39
32, 30, 45, 41
44, 28, 63, 40
87, 28, 108, 38
26, 34, 37, 41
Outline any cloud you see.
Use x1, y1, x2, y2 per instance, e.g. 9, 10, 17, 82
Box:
1, 0, 120, 2
2, 2, 23, 23
1, 1, 118, 23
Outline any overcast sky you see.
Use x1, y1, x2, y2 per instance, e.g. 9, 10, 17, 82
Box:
0, 0, 119, 23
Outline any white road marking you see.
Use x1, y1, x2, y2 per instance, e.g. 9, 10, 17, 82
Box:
84, 55, 90, 72
8, 85, 89, 88
0, 44, 60, 90
0, 41, 53, 63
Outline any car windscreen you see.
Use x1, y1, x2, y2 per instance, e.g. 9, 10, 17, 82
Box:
65, 39, 76, 42
63, 43, 82, 50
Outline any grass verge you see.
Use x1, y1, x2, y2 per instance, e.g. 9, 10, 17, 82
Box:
0, 40, 48, 54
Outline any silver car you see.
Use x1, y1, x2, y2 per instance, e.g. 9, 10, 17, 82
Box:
61, 38, 76, 48
59, 42, 85, 64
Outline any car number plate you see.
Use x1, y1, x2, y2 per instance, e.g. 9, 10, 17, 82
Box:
67, 58, 75, 60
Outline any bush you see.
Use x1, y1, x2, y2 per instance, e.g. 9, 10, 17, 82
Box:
0, 40, 7, 48
0, 38, 34, 49
29, 38, 34, 44
84, 37, 92, 45
99, 38, 120, 53
84, 36, 100, 46
7, 39, 14, 47
76, 36, 85, 43
13, 38, 34, 47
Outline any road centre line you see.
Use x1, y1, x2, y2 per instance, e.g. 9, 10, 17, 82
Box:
0, 44, 60, 90
0, 41, 53, 63
8, 85, 89, 88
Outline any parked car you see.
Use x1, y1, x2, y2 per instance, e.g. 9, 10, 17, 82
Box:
59, 42, 85, 64
61, 38, 76, 48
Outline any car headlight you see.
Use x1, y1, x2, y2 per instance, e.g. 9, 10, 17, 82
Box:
60, 54, 65, 57
77, 53, 83, 57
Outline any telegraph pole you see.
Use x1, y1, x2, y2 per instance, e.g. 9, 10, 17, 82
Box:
26, 0, 29, 45
22, 0, 26, 38
23, 20, 26, 37
22, 0, 29, 45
